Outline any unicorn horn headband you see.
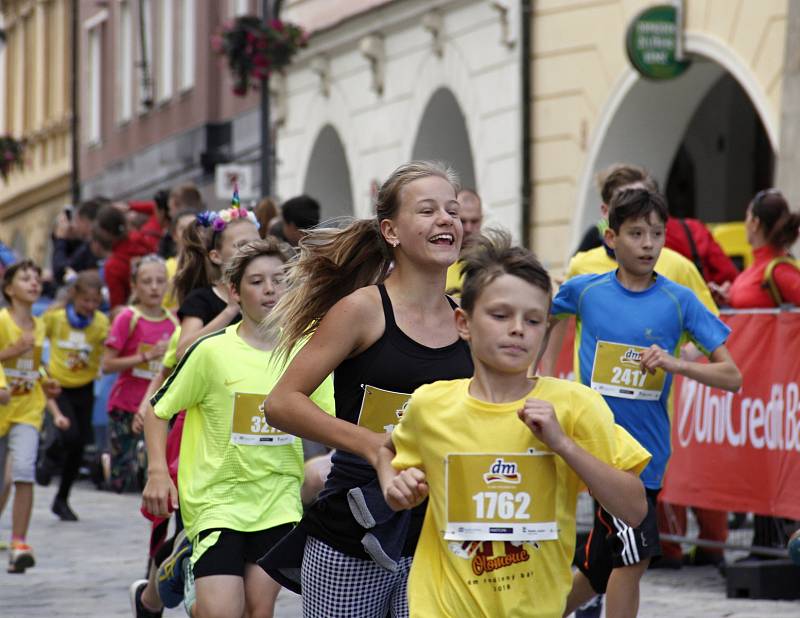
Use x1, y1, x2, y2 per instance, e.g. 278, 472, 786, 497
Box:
195, 182, 259, 231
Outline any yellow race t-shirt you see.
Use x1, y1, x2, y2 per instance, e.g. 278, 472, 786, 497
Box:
163, 256, 179, 311
566, 245, 717, 314
446, 261, 465, 296
0, 308, 47, 430
43, 308, 109, 388
391, 377, 651, 618
152, 324, 335, 542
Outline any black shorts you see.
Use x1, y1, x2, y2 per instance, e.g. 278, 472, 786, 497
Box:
193, 524, 293, 579
575, 488, 662, 594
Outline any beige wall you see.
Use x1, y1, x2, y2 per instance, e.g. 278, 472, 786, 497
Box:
0, 0, 72, 265
531, 0, 789, 272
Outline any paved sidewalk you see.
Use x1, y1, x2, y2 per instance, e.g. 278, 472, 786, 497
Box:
1, 481, 798, 616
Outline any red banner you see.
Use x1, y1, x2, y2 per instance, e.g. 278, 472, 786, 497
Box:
662, 310, 800, 519
551, 311, 800, 519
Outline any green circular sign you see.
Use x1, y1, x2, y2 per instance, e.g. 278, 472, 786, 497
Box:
626, 4, 691, 80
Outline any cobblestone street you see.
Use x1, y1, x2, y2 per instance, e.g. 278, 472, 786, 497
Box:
1, 482, 798, 617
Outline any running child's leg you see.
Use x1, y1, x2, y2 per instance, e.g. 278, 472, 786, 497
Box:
9, 424, 38, 540
568, 491, 661, 618
195, 575, 245, 618
55, 385, 95, 508
108, 409, 138, 492
243, 563, 281, 618
301, 536, 399, 618
604, 559, 649, 618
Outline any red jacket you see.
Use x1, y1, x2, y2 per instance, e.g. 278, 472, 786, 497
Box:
728, 245, 800, 308
665, 218, 739, 285
104, 232, 157, 309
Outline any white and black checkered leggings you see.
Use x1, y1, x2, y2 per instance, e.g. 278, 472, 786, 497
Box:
301, 536, 413, 618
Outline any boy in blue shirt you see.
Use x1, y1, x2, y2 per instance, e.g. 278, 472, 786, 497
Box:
551, 188, 741, 618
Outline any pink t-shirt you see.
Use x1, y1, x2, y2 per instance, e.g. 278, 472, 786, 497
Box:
106, 307, 176, 413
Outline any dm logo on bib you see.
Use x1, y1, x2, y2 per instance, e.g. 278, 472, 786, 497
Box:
619, 348, 643, 366
483, 458, 521, 485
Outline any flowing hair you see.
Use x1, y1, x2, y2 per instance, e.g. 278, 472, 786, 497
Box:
172, 221, 217, 306
266, 160, 460, 361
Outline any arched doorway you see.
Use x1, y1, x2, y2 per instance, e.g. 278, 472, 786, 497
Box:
665, 72, 773, 221
303, 125, 354, 222
411, 88, 476, 190
574, 53, 775, 251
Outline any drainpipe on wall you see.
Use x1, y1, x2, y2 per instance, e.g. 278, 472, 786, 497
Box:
70, 0, 80, 204
520, 0, 532, 247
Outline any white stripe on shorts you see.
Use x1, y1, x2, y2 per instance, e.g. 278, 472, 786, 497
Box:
612, 515, 640, 565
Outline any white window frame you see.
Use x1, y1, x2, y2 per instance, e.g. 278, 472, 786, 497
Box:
87, 25, 102, 144
158, 0, 174, 102
232, 0, 249, 17
179, 0, 195, 92
117, 0, 133, 123
138, 0, 154, 113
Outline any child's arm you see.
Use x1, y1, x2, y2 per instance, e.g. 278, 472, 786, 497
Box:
518, 399, 647, 527
176, 305, 238, 360
46, 398, 70, 431
538, 317, 568, 376
102, 339, 168, 374
640, 343, 741, 392
376, 434, 429, 511
0, 332, 34, 362
134, 366, 173, 434
141, 405, 177, 518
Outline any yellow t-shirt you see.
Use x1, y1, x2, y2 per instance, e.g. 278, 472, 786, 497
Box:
391, 377, 650, 618
446, 261, 464, 296
43, 308, 109, 388
0, 308, 47, 431
152, 324, 335, 542
163, 256, 179, 311
566, 245, 717, 314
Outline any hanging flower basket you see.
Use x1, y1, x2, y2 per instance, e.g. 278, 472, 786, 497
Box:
212, 16, 309, 97
0, 135, 26, 182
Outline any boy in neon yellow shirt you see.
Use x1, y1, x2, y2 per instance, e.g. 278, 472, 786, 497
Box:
376, 232, 651, 617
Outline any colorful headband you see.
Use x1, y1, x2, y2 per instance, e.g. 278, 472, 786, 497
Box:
196, 184, 260, 232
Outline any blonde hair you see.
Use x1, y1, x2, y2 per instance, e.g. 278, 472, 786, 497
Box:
223, 238, 295, 292
266, 160, 459, 361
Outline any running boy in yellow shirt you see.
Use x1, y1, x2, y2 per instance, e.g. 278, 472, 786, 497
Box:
0, 260, 60, 573
376, 231, 651, 617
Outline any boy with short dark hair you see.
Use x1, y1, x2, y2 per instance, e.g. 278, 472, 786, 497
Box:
376, 231, 651, 618
0, 259, 61, 573
552, 188, 742, 617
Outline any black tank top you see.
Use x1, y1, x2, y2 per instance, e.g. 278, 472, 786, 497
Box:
302, 284, 474, 558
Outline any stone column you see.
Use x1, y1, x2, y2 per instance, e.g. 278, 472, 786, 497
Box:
775, 0, 800, 207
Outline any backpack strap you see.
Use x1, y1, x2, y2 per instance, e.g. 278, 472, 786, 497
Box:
679, 219, 704, 276
128, 305, 179, 336
762, 256, 798, 306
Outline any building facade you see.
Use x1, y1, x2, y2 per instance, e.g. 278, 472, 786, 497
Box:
531, 0, 791, 270
3, 0, 795, 273
0, 0, 72, 265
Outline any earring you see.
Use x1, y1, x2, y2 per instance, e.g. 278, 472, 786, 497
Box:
391, 240, 399, 248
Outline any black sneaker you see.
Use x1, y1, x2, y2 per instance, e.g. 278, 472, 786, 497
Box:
129, 579, 163, 618
51, 497, 78, 522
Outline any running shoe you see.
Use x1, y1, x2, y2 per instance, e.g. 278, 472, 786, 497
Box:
574, 594, 603, 618
7, 542, 35, 574
156, 530, 191, 608
183, 557, 196, 617
129, 579, 163, 618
